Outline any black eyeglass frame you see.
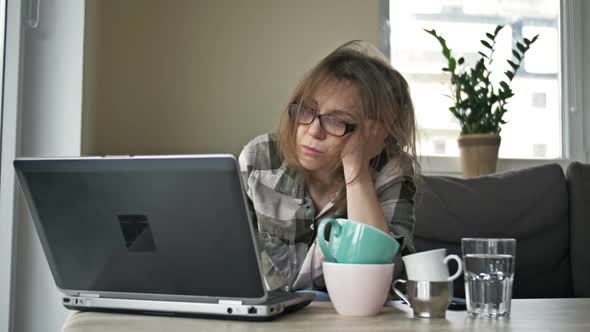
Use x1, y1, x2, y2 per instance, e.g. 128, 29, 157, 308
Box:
288, 103, 357, 137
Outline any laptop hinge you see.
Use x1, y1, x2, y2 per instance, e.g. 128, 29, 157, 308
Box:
218, 299, 242, 305
78, 293, 100, 298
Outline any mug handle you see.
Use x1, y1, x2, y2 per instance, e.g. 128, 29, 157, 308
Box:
317, 218, 341, 263
443, 254, 463, 281
392, 279, 410, 307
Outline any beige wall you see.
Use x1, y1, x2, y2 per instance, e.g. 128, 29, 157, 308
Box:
82, 0, 100, 155
82, 0, 380, 156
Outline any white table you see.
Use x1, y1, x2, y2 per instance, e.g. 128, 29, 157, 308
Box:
63, 298, 590, 332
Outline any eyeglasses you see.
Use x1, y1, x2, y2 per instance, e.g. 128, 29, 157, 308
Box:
288, 103, 357, 137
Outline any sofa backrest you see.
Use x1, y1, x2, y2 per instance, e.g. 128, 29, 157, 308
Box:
414, 163, 573, 298
566, 162, 590, 297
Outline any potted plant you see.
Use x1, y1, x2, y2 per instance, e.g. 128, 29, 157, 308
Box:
425, 25, 539, 178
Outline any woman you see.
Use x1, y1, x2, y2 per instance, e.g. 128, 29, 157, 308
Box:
238, 40, 419, 292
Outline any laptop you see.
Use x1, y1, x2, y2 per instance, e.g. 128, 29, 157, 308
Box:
13, 155, 314, 320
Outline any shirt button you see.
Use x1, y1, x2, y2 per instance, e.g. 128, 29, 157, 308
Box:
310, 224, 315, 231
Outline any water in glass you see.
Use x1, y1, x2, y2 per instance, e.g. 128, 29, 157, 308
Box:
464, 253, 514, 318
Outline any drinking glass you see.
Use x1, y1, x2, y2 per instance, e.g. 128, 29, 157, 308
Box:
461, 238, 516, 318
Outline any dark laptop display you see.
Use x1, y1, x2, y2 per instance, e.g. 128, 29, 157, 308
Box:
15, 156, 264, 299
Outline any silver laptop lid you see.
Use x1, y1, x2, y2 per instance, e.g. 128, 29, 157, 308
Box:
13, 155, 267, 303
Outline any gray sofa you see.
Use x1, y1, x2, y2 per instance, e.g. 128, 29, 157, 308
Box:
414, 162, 590, 299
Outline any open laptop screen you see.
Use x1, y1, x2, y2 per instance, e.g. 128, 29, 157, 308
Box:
14, 156, 265, 300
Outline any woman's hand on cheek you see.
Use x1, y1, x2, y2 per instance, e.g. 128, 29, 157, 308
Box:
341, 120, 387, 176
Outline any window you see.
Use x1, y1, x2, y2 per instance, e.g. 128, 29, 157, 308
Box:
388, 0, 561, 160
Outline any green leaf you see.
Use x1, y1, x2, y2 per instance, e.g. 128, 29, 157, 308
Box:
481, 40, 493, 49
449, 107, 461, 119
478, 51, 489, 59
531, 34, 539, 44
458, 57, 465, 65
494, 25, 504, 36
524, 38, 531, 45
505, 71, 514, 80
486, 33, 495, 40
442, 67, 450, 72
507, 60, 519, 71
516, 42, 526, 53
512, 50, 521, 60
500, 81, 510, 91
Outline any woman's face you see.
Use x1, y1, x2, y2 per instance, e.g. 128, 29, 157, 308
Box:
295, 80, 360, 173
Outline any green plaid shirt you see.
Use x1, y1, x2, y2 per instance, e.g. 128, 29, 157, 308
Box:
238, 133, 416, 291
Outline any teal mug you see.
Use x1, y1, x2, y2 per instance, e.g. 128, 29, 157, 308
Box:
317, 218, 400, 264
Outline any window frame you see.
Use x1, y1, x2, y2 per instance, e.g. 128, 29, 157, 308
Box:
0, 0, 18, 331
380, 0, 587, 176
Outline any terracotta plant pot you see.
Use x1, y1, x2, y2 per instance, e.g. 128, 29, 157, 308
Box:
457, 134, 501, 178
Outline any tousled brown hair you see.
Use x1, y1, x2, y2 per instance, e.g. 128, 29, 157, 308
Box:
277, 40, 420, 213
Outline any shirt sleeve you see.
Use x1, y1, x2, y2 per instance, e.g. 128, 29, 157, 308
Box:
238, 141, 258, 230
374, 159, 417, 256
237, 134, 295, 291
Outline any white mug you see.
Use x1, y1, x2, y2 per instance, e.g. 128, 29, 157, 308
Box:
402, 248, 462, 281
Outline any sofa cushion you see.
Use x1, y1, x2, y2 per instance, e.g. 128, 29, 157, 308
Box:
414, 164, 573, 298
566, 162, 590, 297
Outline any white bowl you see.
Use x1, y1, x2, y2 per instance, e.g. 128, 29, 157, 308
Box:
323, 262, 394, 316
